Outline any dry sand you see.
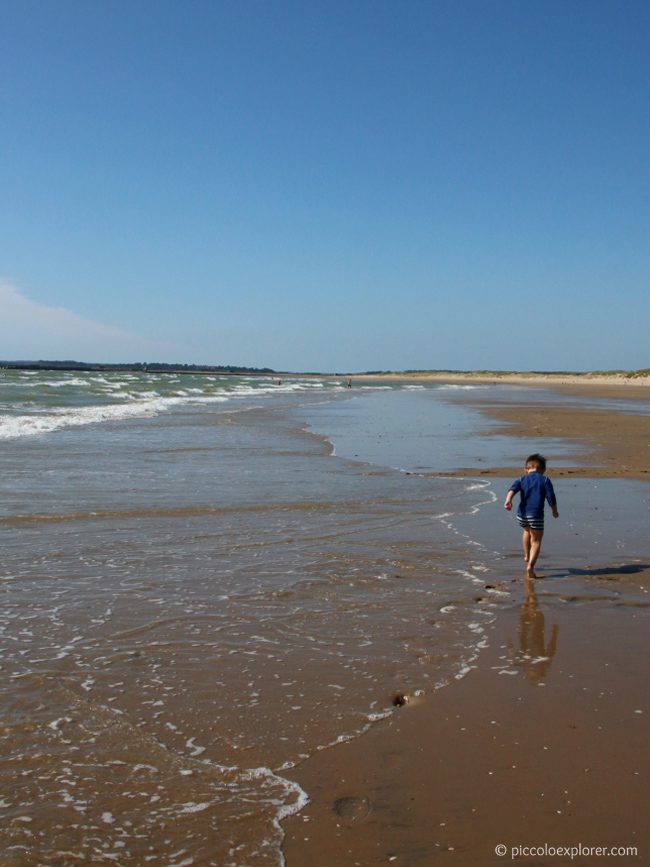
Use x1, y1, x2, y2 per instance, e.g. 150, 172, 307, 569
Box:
282, 377, 650, 866
353, 371, 650, 391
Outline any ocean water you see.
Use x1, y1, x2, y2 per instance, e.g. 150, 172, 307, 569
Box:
2, 370, 642, 865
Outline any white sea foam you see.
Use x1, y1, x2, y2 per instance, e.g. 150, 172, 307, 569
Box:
180, 802, 211, 813
438, 383, 486, 390
0, 373, 344, 440
42, 378, 90, 388
0, 399, 174, 439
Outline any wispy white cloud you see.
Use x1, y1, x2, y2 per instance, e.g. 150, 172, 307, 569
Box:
0, 281, 149, 361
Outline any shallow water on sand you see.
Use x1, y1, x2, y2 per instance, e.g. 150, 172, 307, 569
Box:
2, 375, 645, 864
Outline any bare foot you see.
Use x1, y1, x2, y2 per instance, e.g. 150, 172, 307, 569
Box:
527, 566, 537, 579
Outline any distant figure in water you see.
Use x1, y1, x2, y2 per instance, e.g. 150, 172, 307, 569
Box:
347, 378, 352, 389
504, 453, 559, 579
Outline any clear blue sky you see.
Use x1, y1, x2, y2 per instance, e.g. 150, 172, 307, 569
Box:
1, 0, 649, 372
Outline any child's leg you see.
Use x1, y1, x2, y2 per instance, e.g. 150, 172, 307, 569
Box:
522, 527, 532, 563
527, 529, 544, 578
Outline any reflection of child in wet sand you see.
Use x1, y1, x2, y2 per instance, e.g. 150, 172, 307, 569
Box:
504, 453, 559, 579
509, 577, 558, 684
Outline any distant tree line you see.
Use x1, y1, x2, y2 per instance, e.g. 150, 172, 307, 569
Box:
0, 360, 277, 375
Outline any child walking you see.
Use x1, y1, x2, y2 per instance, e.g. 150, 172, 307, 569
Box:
504, 453, 559, 578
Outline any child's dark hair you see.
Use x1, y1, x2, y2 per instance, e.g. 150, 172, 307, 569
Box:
526, 453, 547, 473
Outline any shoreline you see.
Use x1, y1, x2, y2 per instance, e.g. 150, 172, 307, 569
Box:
5, 365, 650, 389
363, 372, 650, 481
354, 370, 650, 390
281, 380, 650, 866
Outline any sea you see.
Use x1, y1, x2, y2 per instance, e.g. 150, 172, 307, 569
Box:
1, 369, 648, 866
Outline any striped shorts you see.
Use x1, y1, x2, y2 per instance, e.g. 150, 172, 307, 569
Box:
517, 514, 544, 532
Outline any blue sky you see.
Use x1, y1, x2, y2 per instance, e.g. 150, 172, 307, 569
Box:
1, 0, 649, 372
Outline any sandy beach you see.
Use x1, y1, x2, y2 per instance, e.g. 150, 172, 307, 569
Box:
282, 376, 650, 866
2, 371, 648, 865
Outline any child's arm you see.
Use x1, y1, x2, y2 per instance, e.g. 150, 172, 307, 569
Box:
546, 477, 559, 518
504, 479, 521, 510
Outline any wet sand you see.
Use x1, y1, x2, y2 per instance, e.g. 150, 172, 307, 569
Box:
438, 376, 650, 482
282, 380, 650, 866
357, 372, 650, 479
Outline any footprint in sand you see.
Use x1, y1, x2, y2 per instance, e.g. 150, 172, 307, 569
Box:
333, 796, 371, 821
